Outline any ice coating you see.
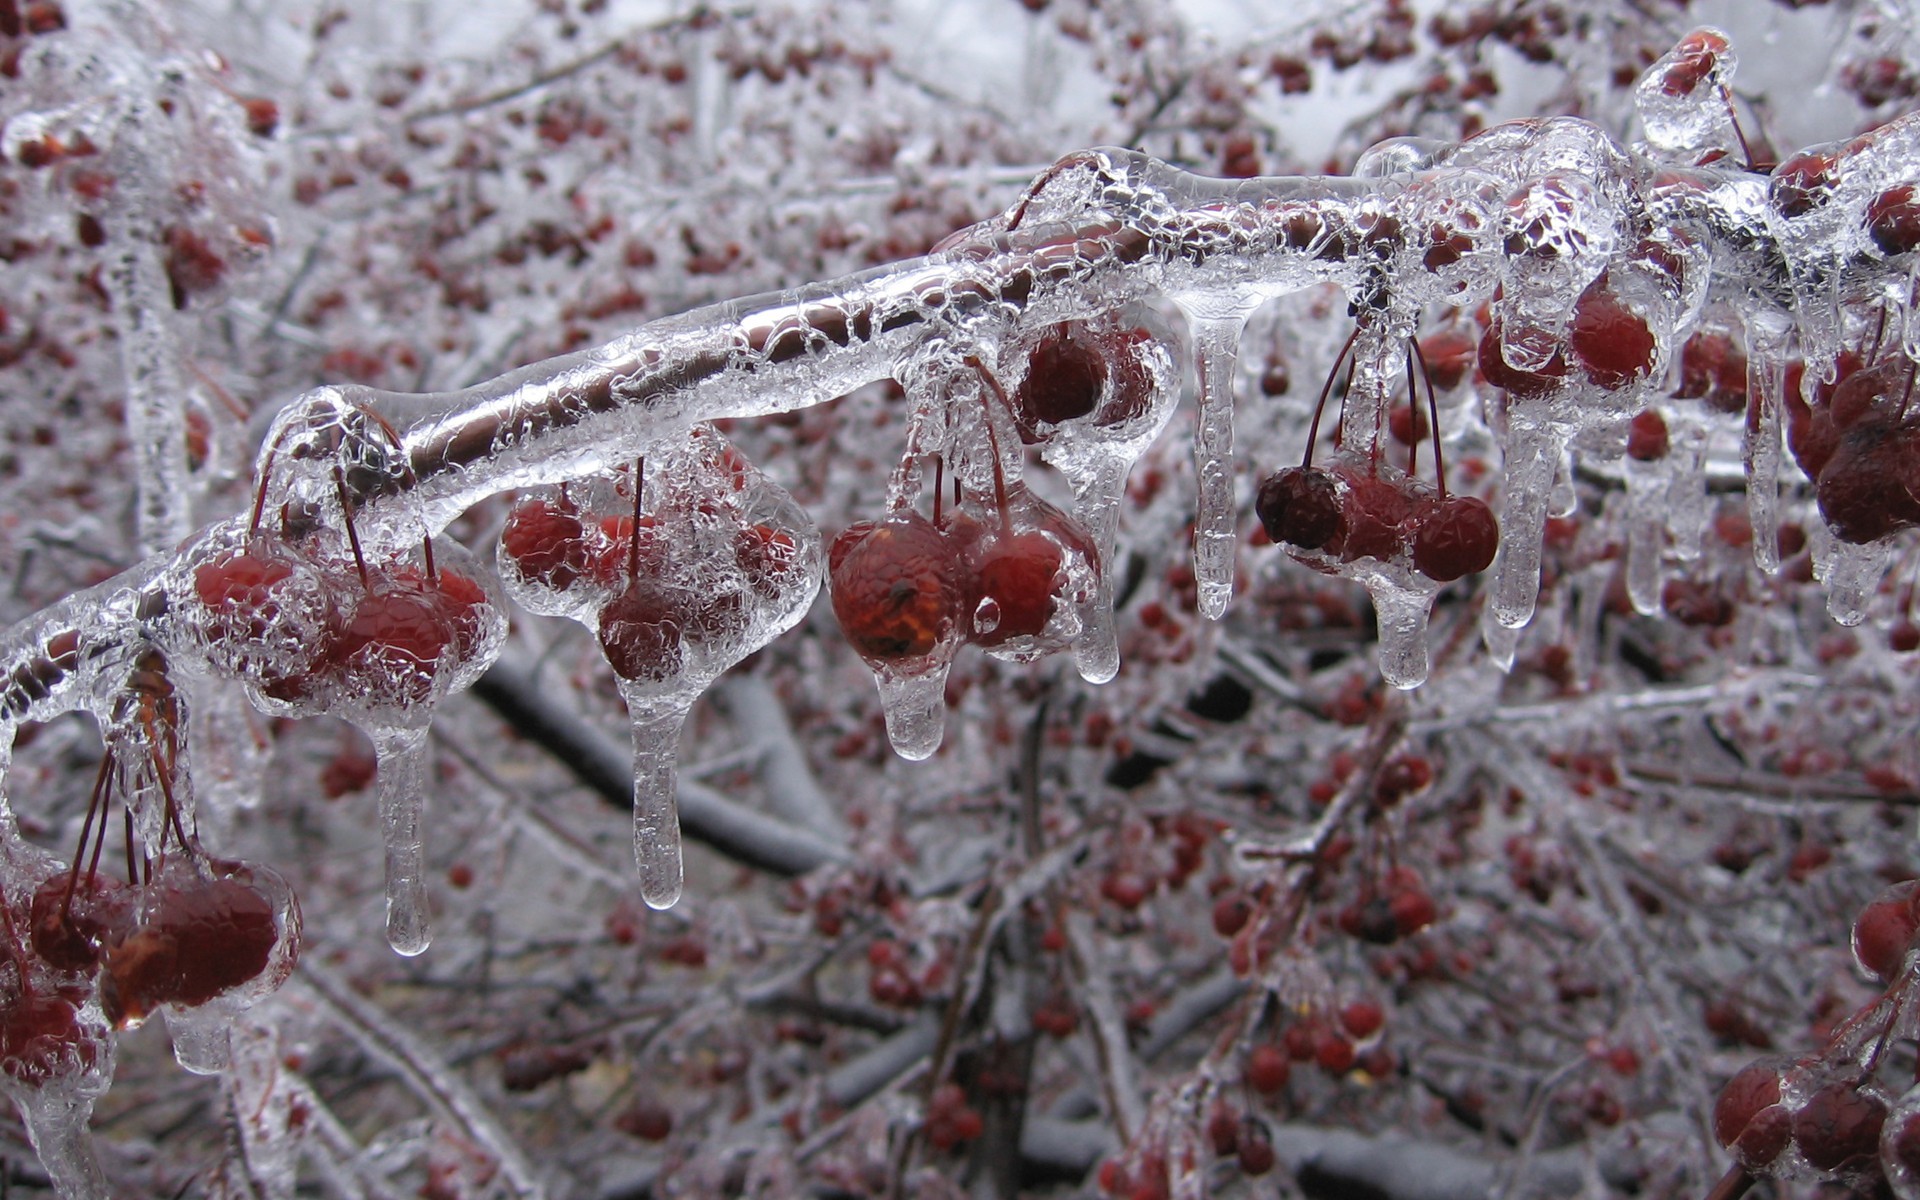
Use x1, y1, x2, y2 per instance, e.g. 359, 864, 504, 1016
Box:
627, 700, 688, 910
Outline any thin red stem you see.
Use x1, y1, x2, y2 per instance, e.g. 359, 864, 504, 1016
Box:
333, 465, 371, 592
1305, 327, 1362, 470
964, 356, 1016, 534
627, 456, 646, 583
1409, 335, 1449, 498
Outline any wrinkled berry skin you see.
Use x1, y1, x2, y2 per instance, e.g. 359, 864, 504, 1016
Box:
1256, 466, 1343, 550
829, 513, 964, 662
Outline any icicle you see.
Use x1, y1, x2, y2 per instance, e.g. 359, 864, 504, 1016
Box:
188, 685, 270, 818
1823, 538, 1893, 627
1666, 418, 1710, 562
873, 665, 950, 763
623, 695, 690, 910
371, 726, 433, 956
15, 1092, 110, 1200
1180, 309, 1258, 620
1549, 445, 1578, 519
1368, 577, 1438, 689
1741, 308, 1792, 573
1490, 417, 1566, 629
1623, 461, 1667, 615
226, 1016, 299, 1200
1059, 453, 1128, 684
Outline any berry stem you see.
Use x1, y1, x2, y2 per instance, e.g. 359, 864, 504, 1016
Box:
333, 465, 372, 592
1719, 86, 1757, 171
628, 456, 647, 583
964, 355, 1016, 534
1305, 327, 1362, 470
61, 752, 115, 922
1408, 334, 1449, 498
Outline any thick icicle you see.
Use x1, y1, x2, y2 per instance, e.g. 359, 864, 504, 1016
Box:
1741, 309, 1792, 574
17, 1093, 110, 1200
624, 696, 691, 911
1060, 453, 1129, 684
1368, 576, 1439, 689
1490, 418, 1565, 629
1181, 311, 1257, 620
874, 666, 950, 763
372, 726, 433, 956
1823, 539, 1893, 627
166, 1004, 231, 1075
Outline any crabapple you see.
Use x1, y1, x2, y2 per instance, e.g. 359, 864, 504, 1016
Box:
828, 513, 965, 663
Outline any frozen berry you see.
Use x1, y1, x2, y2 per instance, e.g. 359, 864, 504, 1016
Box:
501, 497, 593, 592
1246, 1043, 1289, 1094
1868, 185, 1920, 256
1256, 466, 1342, 550
1015, 323, 1106, 437
1626, 410, 1670, 461
1713, 1061, 1791, 1169
1413, 495, 1498, 582
598, 582, 687, 683
103, 871, 284, 1026
1793, 1079, 1886, 1174
1568, 276, 1656, 391
828, 514, 964, 662
1853, 880, 1920, 981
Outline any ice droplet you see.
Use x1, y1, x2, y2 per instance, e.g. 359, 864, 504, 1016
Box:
874, 664, 950, 762
1180, 309, 1257, 620
165, 1005, 230, 1075
1483, 610, 1523, 673
371, 726, 433, 956
624, 696, 689, 911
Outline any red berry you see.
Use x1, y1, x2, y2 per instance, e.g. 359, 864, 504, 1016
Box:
1712, 1061, 1788, 1168
1332, 471, 1415, 564
102, 870, 285, 1026
1868, 185, 1920, 256
1212, 893, 1252, 938
1, 988, 102, 1086
1885, 1111, 1920, 1180
1852, 880, 1920, 981
1388, 883, 1437, 938
1657, 28, 1728, 98
1236, 1126, 1276, 1176
1388, 401, 1428, 447
1770, 150, 1839, 219
1314, 1028, 1356, 1074
597, 581, 687, 683
615, 1100, 673, 1141
1207, 1103, 1241, 1155
1256, 466, 1343, 551
330, 581, 456, 707
1417, 328, 1478, 391
1374, 756, 1433, 807
1413, 495, 1498, 582
967, 529, 1065, 646
1339, 999, 1385, 1040
1626, 410, 1670, 461
1793, 1079, 1886, 1173
1101, 871, 1151, 911
828, 514, 964, 662
1479, 318, 1569, 398
1246, 1043, 1290, 1094
28, 872, 130, 974
1568, 275, 1655, 392
501, 497, 593, 592
1015, 323, 1107, 437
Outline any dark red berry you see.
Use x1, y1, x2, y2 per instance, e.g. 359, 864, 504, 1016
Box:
1236, 1126, 1275, 1176
1568, 275, 1655, 392
1340, 999, 1385, 1040
1478, 318, 1569, 398
1626, 409, 1670, 461
967, 530, 1065, 646
1853, 880, 1920, 981
1712, 1061, 1789, 1168
1418, 328, 1478, 391
1246, 1043, 1289, 1094
1413, 495, 1498, 582
1792, 1079, 1886, 1173
597, 582, 687, 683
102, 872, 282, 1026
501, 497, 593, 592
615, 1100, 673, 1142
1770, 150, 1839, 219
1869, 185, 1920, 256
28, 873, 130, 974
1212, 894, 1252, 938
1014, 323, 1106, 438
1256, 466, 1343, 551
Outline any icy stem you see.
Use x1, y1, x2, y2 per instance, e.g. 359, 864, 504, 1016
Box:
1181, 310, 1256, 620
372, 726, 433, 956
624, 696, 690, 911
1623, 461, 1667, 616
874, 663, 951, 762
